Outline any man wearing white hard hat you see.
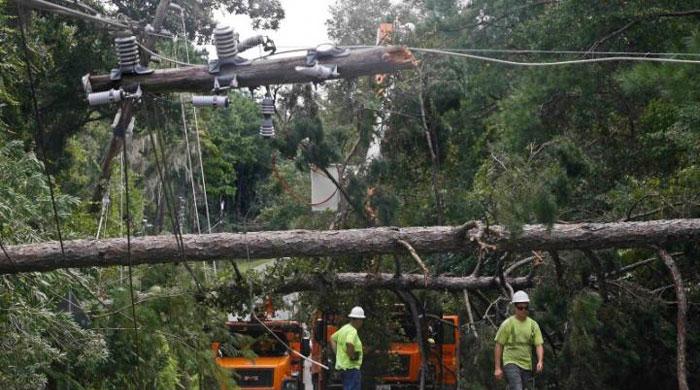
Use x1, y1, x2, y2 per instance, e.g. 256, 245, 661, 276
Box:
330, 306, 365, 390
494, 291, 544, 390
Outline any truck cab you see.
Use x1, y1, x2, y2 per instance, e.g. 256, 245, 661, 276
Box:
380, 314, 459, 389
212, 320, 308, 390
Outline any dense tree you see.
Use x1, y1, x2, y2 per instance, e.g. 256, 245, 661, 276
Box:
1, 0, 699, 388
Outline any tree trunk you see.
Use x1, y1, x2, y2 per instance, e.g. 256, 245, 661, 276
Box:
2, 219, 700, 274
88, 46, 416, 93
656, 248, 689, 390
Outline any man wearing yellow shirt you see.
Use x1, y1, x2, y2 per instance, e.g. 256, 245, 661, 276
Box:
494, 291, 544, 390
330, 306, 365, 390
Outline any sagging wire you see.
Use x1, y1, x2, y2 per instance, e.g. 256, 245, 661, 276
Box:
56, 0, 99, 16
121, 120, 141, 357
136, 41, 197, 67
16, 3, 66, 268
18, 0, 177, 39
146, 125, 205, 294
17, 5, 123, 320
175, 6, 213, 237
171, 33, 202, 235
438, 47, 700, 58
408, 47, 700, 66
0, 236, 19, 273
240, 216, 329, 371
21, 0, 129, 29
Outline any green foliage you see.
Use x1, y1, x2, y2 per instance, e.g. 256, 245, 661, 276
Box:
3, 0, 700, 388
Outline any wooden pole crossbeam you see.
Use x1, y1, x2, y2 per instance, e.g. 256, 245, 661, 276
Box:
88, 46, 417, 93
2, 219, 699, 274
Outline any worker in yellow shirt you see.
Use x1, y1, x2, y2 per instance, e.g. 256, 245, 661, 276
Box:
494, 291, 544, 390
330, 306, 365, 390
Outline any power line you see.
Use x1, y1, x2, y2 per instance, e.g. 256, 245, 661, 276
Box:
177, 7, 214, 238
16, 3, 67, 268
171, 34, 202, 235
121, 120, 142, 361
414, 47, 700, 58
136, 41, 196, 66
17, 0, 176, 39
21, 0, 129, 29
408, 47, 700, 66
0, 237, 19, 273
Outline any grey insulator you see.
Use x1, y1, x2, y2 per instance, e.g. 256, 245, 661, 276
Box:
88, 89, 124, 106
214, 24, 238, 59
115, 36, 139, 69
261, 95, 275, 115
259, 117, 275, 138
192, 95, 229, 108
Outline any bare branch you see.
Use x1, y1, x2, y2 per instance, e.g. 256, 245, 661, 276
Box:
397, 239, 430, 285
656, 248, 689, 390
462, 289, 479, 338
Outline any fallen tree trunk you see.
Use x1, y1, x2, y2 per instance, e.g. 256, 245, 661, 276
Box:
88, 46, 416, 94
2, 219, 700, 274
266, 273, 533, 294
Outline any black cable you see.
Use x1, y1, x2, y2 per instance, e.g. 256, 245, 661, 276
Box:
147, 127, 204, 293
0, 237, 19, 273
121, 128, 141, 358
17, 3, 107, 303
16, 3, 66, 268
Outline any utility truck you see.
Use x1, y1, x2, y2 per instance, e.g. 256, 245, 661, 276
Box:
212, 317, 310, 390
310, 310, 460, 390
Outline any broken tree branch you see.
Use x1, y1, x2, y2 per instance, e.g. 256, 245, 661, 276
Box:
268, 273, 532, 294
3, 219, 700, 274
397, 239, 430, 285
462, 289, 479, 338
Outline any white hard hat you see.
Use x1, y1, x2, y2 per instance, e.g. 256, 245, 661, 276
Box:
512, 291, 530, 304
348, 306, 366, 319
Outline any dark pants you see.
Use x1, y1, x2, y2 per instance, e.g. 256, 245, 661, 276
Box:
504, 363, 533, 390
340, 368, 361, 390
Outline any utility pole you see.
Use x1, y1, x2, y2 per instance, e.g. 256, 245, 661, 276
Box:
91, 0, 172, 209
87, 46, 416, 94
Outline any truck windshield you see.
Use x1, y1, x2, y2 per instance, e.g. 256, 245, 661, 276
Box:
227, 329, 288, 357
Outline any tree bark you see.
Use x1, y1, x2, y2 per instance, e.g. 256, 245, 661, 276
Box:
88, 46, 416, 93
265, 273, 532, 294
656, 248, 689, 390
3, 219, 700, 274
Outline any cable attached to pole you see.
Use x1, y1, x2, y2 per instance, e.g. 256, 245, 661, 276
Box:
146, 127, 204, 293
16, 3, 66, 267
175, 7, 213, 236
121, 115, 141, 359
0, 237, 19, 273
240, 215, 329, 370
